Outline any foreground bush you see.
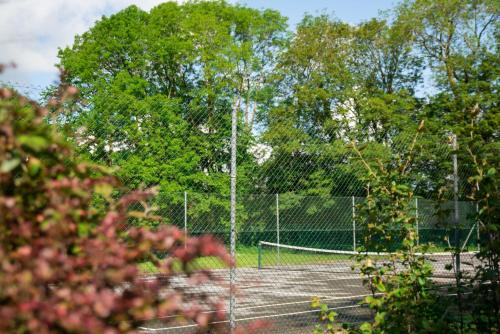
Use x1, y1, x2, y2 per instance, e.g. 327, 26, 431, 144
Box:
0, 87, 232, 333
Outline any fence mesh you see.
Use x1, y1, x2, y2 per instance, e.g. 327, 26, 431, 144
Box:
2, 81, 482, 333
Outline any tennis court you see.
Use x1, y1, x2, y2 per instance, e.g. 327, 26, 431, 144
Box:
140, 242, 479, 333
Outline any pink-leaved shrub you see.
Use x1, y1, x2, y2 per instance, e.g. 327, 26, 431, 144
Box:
0, 85, 239, 333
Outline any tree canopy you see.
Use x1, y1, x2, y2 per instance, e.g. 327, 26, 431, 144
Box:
58, 1, 288, 198
56, 0, 498, 206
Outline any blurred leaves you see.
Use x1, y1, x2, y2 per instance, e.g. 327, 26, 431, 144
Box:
0, 87, 234, 333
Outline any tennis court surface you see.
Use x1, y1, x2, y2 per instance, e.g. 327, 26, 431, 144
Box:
140, 242, 479, 333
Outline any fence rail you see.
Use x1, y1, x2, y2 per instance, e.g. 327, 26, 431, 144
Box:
149, 193, 478, 253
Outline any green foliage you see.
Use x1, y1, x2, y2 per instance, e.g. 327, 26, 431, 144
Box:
349, 125, 453, 333
463, 100, 500, 332
261, 12, 429, 197
311, 297, 343, 334
56, 0, 289, 224
54, 0, 497, 202
399, 0, 498, 137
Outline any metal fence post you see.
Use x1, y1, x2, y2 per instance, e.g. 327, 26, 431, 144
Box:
476, 202, 480, 252
276, 193, 280, 265
352, 196, 356, 251
229, 99, 238, 332
184, 191, 187, 247
452, 134, 463, 321
453, 135, 460, 273
415, 197, 419, 247
258, 241, 262, 270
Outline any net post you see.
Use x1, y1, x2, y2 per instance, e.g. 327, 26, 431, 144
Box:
258, 241, 262, 270
352, 196, 356, 251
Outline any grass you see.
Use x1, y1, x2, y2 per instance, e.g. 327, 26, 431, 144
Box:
140, 245, 354, 272
139, 243, 476, 273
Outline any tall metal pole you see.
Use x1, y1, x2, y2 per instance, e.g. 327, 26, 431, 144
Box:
229, 99, 238, 332
453, 135, 460, 273
184, 191, 187, 247
352, 196, 356, 251
276, 193, 280, 265
452, 134, 463, 329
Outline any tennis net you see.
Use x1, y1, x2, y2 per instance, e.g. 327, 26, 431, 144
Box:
257, 241, 479, 276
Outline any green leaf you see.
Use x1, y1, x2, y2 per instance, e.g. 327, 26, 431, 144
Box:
1, 158, 21, 173
27, 158, 42, 176
78, 222, 91, 237
94, 183, 113, 199
311, 296, 321, 308
417, 277, 426, 286
313, 326, 323, 334
374, 311, 386, 325
376, 280, 386, 292
18, 135, 49, 152
360, 322, 373, 333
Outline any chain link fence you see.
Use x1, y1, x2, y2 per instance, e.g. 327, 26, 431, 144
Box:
2, 81, 481, 333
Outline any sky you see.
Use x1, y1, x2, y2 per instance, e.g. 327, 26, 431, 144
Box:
0, 0, 397, 96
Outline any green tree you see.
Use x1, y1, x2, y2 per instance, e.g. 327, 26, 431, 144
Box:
259, 14, 425, 196
56, 1, 288, 228
398, 0, 498, 139
396, 3, 499, 328
349, 126, 448, 334
465, 117, 500, 333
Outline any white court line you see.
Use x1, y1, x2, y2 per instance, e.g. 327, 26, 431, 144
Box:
240, 275, 361, 284
139, 290, 470, 332
236, 289, 353, 298
231, 276, 363, 291
139, 304, 362, 332
141, 293, 376, 322
237, 293, 373, 311
158, 275, 362, 292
